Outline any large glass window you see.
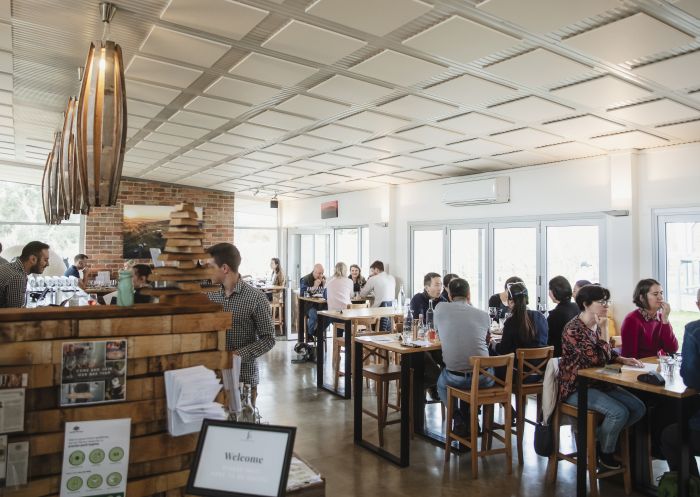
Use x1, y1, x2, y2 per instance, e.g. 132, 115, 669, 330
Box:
546, 224, 600, 290
361, 227, 369, 274
658, 212, 700, 339
412, 229, 444, 295
334, 228, 359, 268
493, 226, 537, 300
449, 228, 485, 309
234, 197, 278, 278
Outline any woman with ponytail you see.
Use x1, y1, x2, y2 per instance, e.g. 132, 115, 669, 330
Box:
492, 282, 548, 355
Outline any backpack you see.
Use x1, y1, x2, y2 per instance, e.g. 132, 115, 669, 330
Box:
657, 471, 700, 497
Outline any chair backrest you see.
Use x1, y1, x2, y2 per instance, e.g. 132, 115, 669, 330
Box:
469, 353, 514, 395
610, 335, 622, 349
516, 346, 554, 387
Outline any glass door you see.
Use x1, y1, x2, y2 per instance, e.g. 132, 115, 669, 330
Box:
411, 228, 444, 295
449, 227, 486, 309
490, 224, 538, 304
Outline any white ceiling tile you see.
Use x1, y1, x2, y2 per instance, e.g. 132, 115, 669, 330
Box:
542, 114, 625, 138
271, 165, 310, 176
126, 80, 181, 105
184, 149, 225, 161
489, 96, 574, 122
367, 174, 412, 184
0, 91, 11, 106
564, 12, 695, 63
145, 133, 193, 147
162, 161, 198, 171
140, 25, 230, 67
486, 48, 594, 88
213, 133, 264, 149
128, 99, 163, 118
403, 15, 520, 64
198, 142, 244, 155
354, 162, 401, 174
262, 19, 365, 65
228, 157, 271, 169
277, 179, 316, 188
335, 145, 387, 160
308, 75, 395, 104
161, 0, 268, 40
456, 157, 512, 172
230, 122, 287, 140
536, 141, 606, 160
326, 167, 372, 179
287, 160, 332, 172
589, 130, 668, 150
123, 154, 155, 165
379, 155, 432, 168
478, 0, 619, 34
438, 112, 514, 136
494, 150, 555, 165
395, 125, 463, 145
276, 95, 350, 120
0, 72, 11, 91
395, 169, 439, 181
170, 155, 211, 167
156, 122, 210, 139
214, 164, 256, 175
0, 24, 10, 51
308, 123, 373, 142
126, 56, 203, 88
448, 137, 514, 156
283, 134, 340, 149
306, 0, 431, 37
489, 127, 563, 148
248, 110, 315, 130
426, 73, 518, 106
127, 115, 151, 128
311, 152, 358, 166
362, 135, 421, 153
342, 179, 384, 190
377, 95, 457, 120
607, 99, 700, 125
252, 169, 295, 180
300, 172, 350, 185
551, 75, 652, 108
656, 119, 700, 142
244, 150, 289, 164
169, 110, 228, 129
420, 164, 473, 176
204, 76, 280, 105
132, 140, 179, 154
675, 0, 700, 18
339, 110, 410, 133
185, 96, 250, 119
263, 143, 311, 157
350, 50, 447, 86
229, 53, 317, 87
411, 147, 471, 162
633, 51, 700, 91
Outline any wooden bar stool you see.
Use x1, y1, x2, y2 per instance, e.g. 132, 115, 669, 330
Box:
444, 353, 514, 479
514, 346, 554, 464
270, 294, 284, 336
362, 363, 402, 447
547, 402, 631, 497
332, 302, 383, 390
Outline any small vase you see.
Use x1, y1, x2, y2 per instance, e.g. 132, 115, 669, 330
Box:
116, 270, 134, 306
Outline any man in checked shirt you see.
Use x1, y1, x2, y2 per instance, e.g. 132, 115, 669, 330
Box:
205, 243, 276, 406
0, 240, 50, 308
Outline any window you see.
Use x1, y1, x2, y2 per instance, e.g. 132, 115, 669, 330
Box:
492, 225, 537, 301
412, 229, 444, 295
333, 226, 370, 275
449, 228, 485, 309
234, 198, 278, 279
545, 224, 600, 291
361, 227, 369, 274
0, 181, 81, 268
657, 210, 700, 339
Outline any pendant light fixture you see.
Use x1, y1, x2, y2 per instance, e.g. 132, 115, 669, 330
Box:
61, 95, 89, 216
76, 1, 127, 207
42, 131, 63, 225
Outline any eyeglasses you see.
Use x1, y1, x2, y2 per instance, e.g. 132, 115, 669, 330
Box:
595, 299, 612, 306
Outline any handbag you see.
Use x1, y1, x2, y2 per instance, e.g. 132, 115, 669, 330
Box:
534, 418, 554, 457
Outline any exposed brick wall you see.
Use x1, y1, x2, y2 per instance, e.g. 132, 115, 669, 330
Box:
85, 180, 234, 277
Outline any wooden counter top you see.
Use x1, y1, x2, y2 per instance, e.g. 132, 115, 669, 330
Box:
0, 302, 223, 322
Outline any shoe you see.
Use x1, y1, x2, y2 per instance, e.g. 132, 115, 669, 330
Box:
598, 452, 621, 470
427, 386, 440, 402
452, 422, 469, 438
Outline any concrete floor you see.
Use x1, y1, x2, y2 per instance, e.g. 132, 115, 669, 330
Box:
255, 339, 652, 497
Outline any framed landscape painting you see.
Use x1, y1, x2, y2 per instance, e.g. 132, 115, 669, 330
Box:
123, 205, 203, 258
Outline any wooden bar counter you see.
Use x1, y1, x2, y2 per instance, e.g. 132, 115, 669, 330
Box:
0, 303, 232, 497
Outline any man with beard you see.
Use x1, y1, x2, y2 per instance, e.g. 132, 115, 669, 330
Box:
0, 241, 50, 308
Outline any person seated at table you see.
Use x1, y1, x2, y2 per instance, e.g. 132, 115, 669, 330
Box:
348, 264, 366, 294
64, 253, 90, 289
661, 288, 700, 475
558, 284, 646, 470
268, 257, 285, 302
441, 273, 459, 301
572, 279, 592, 299
326, 262, 353, 312
435, 277, 492, 437
360, 260, 395, 331
491, 282, 548, 357
621, 278, 677, 359
300, 264, 326, 338
410, 272, 447, 321
488, 276, 523, 321
546, 276, 579, 357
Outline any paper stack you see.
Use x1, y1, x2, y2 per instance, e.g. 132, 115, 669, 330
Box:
164, 365, 226, 437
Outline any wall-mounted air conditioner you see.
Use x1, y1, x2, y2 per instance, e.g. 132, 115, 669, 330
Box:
442, 176, 510, 207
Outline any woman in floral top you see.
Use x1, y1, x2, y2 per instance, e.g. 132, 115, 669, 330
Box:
558, 284, 646, 470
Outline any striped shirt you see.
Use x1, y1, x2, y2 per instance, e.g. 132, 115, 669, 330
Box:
208, 278, 276, 386
0, 260, 28, 308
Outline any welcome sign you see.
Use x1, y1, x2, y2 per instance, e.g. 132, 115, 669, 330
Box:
186, 420, 296, 497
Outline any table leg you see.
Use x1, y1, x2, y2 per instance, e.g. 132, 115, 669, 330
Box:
354, 340, 364, 444
316, 319, 324, 391
343, 318, 352, 400
576, 376, 589, 497
297, 300, 305, 343
400, 352, 411, 466
678, 398, 689, 497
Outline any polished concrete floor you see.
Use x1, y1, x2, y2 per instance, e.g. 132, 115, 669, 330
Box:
256, 339, 653, 497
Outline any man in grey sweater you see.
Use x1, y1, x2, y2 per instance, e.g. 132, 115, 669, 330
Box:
435, 278, 493, 436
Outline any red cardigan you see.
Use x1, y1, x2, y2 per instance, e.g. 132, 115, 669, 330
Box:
620, 309, 678, 359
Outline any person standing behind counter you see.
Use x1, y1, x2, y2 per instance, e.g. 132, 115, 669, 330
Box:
0, 241, 50, 308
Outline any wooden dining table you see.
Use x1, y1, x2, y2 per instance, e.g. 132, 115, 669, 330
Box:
576, 358, 697, 497
296, 295, 369, 343
316, 307, 402, 399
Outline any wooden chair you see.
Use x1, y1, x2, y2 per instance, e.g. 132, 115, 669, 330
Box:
513, 346, 554, 464
332, 302, 383, 390
362, 363, 402, 447
609, 335, 622, 349
444, 353, 514, 479
270, 292, 284, 336
547, 402, 631, 497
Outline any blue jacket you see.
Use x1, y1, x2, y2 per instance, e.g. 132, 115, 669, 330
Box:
680, 319, 700, 430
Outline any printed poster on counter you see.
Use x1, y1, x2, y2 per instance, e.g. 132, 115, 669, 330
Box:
60, 418, 131, 497
60, 340, 127, 407
0, 388, 25, 433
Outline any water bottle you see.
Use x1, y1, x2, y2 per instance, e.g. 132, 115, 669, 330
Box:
417, 313, 425, 340
398, 285, 405, 310
116, 270, 134, 306
426, 300, 435, 332
402, 308, 413, 344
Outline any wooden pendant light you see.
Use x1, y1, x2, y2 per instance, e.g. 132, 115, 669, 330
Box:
41, 132, 63, 225
61, 96, 89, 215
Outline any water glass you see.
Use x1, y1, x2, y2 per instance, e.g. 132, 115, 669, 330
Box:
402, 330, 412, 345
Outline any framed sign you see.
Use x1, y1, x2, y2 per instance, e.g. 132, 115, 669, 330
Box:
320, 200, 338, 219
186, 420, 296, 497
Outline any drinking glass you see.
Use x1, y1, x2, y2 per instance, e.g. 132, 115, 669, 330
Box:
402, 330, 412, 345
392, 299, 399, 310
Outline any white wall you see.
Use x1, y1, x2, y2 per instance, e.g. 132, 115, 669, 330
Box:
280, 141, 700, 322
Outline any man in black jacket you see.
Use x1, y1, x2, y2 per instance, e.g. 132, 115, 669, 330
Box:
546, 275, 579, 357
